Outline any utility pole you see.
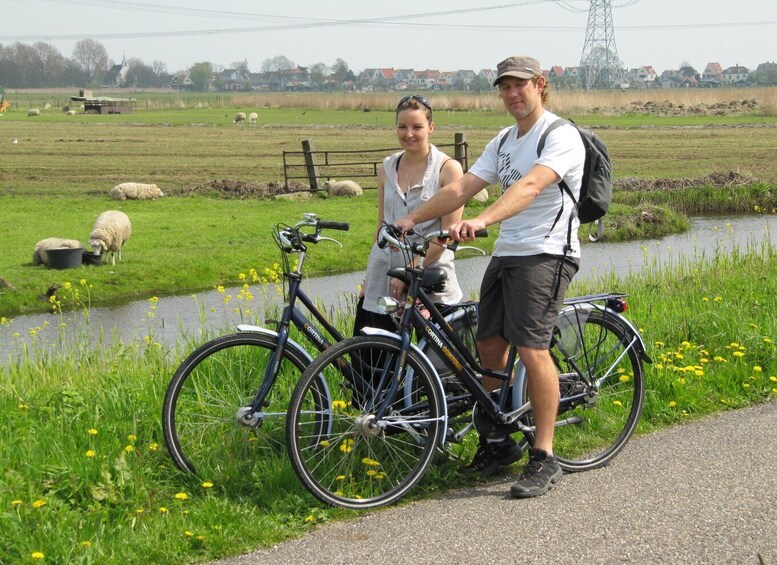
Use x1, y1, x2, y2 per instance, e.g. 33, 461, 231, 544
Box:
578, 0, 626, 90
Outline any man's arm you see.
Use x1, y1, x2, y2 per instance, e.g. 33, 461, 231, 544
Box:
394, 172, 488, 233
449, 164, 561, 241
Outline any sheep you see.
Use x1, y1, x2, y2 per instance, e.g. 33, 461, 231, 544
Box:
324, 179, 363, 197
28, 109, 40, 117
66, 110, 77, 116
248, 112, 258, 123
33, 238, 82, 267
234, 112, 246, 123
89, 211, 132, 266
110, 182, 164, 201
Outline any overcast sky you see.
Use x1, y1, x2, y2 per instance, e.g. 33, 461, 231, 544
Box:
3, 0, 775, 74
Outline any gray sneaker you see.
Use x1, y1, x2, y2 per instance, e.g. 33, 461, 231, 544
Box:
510, 448, 562, 498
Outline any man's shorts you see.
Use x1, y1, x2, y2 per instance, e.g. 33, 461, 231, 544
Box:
475, 254, 579, 350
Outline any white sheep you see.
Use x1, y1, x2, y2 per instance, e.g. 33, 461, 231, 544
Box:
28, 109, 40, 117
89, 211, 132, 266
234, 112, 246, 123
248, 112, 258, 123
324, 179, 363, 197
66, 110, 77, 116
33, 238, 82, 267
110, 182, 164, 201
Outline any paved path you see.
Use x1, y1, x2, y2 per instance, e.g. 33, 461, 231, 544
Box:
215, 402, 776, 565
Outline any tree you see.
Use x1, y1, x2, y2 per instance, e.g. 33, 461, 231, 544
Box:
330, 58, 350, 82
125, 57, 160, 88
261, 55, 294, 90
33, 42, 69, 87
308, 62, 330, 88
72, 39, 109, 84
188, 61, 213, 91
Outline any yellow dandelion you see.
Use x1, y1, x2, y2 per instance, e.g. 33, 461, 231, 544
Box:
702, 297, 709, 302
764, 338, 773, 344
334, 490, 344, 496
63, 281, 72, 290
336, 475, 346, 481
714, 356, 726, 362
713, 296, 722, 302
743, 383, 751, 389
654, 341, 665, 347
729, 342, 740, 348
248, 437, 258, 443
366, 469, 377, 476
31, 552, 45, 560
202, 481, 214, 489
619, 375, 630, 383
124, 445, 135, 453
85, 450, 96, 458
217, 285, 225, 293
149, 443, 159, 451
32, 499, 46, 508
127, 434, 136, 442
361, 457, 380, 466
753, 366, 763, 373
238, 273, 246, 280
695, 370, 704, 377
175, 492, 188, 501
88, 428, 98, 435
184, 531, 194, 537
136, 508, 145, 514
612, 400, 623, 407
318, 439, 330, 447
159, 507, 169, 513
304, 515, 315, 523
12, 500, 23, 506
331, 399, 347, 410
681, 341, 691, 348
374, 473, 386, 480
196, 535, 206, 542
770, 376, 777, 382
733, 351, 745, 358
80, 541, 92, 549
668, 401, 677, 407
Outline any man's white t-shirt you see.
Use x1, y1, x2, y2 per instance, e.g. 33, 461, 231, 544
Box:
469, 110, 585, 258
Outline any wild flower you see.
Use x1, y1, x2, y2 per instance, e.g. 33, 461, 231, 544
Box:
127, 434, 136, 441
80, 541, 92, 549
175, 492, 188, 501
753, 366, 763, 372
11, 500, 23, 506
32, 499, 46, 508
85, 450, 96, 458
124, 445, 135, 453
88, 428, 98, 435
31, 552, 44, 560
668, 401, 677, 407
159, 507, 169, 514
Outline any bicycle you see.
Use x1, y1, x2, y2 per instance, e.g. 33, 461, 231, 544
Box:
285, 225, 651, 509
162, 214, 479, 488
162, 213, 351, 486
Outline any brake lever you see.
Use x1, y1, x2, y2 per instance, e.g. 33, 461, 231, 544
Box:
314, 236, 343, 248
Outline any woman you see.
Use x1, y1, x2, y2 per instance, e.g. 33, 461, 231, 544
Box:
354, 95, 465, 334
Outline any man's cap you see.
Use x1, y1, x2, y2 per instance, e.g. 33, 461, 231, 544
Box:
493, 56, 542, 86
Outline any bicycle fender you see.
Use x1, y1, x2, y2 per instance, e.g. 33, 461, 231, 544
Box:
360, 327, 449, 444
593, 305, 652, 364
236, 324, 315, 365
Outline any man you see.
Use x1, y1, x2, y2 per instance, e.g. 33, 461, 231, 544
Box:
394, 55, 585, 498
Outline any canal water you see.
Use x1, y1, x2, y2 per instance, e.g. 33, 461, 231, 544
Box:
2, 215, 774, 363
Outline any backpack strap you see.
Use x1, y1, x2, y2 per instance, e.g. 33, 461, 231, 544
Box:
496, 125, 517, 154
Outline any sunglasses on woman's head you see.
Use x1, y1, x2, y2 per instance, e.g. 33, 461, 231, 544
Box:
396, 95, 432, 112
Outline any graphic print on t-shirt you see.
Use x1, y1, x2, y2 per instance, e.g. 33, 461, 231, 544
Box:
498, 150, 522, 192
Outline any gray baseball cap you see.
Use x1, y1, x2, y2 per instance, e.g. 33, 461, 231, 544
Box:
493, 56, 542, 86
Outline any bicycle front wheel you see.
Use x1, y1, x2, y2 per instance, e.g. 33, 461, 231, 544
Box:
533, 309, 645, 471
286, 335, 446, 510
162, 332, 313, 488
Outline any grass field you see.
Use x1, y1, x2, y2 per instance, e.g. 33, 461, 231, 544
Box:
1, 90, 776, 563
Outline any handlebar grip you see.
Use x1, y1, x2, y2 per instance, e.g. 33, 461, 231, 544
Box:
318, 221, 350, 231
473, 228, 489, 238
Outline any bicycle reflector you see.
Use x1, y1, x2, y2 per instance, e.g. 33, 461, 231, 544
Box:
606, 297, 627, 313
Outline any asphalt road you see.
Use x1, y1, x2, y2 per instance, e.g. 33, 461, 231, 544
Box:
215, 402, 776, 565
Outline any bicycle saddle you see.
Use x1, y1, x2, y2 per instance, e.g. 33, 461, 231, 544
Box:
387, 267, 447, 293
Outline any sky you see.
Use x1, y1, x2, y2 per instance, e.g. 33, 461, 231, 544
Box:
3, 0, 776, 75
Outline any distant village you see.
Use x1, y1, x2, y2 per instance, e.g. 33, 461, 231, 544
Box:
130, 60, 777, 92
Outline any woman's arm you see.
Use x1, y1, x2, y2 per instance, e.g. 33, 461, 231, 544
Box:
374, 165, 387, 242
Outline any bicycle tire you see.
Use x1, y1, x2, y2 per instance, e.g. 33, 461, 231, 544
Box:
162, 332, 323, 487
286, 335, 446, 509
524, 308, 645, 471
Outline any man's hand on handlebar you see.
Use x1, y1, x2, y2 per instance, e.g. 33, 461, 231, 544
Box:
449, 218, 487, 242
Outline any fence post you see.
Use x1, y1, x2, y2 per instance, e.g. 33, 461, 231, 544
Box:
301, 139, 321, 191
454, 132, 467, 171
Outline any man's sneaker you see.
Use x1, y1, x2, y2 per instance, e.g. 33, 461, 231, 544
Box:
510, 448, 563, 498
459, 438, 523, 477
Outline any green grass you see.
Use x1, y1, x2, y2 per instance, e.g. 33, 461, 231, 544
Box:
2, 109, 776, 317
1, 240, 775, 563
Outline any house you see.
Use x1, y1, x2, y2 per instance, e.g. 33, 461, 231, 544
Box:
394, 69, 416, 85
721, 64, 750, 85
282, 66, 313, 91
103, 56, 129, 87
414, 69, 441, 89
562, 67, 579, 79
219, 68, 249, 91
478, 68, 498, 84
547, 66, 565, 80
167, 73, 193, 90
359, 68, 397, 87
626, 66, 657, 88
702, 62, 723, 84
454, 70, 477, 88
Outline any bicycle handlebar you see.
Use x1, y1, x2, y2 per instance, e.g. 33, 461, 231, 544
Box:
378, 224, 488, 254
318, 220, 350, 231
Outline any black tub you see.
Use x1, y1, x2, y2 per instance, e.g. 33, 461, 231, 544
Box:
47, 247, 85, 270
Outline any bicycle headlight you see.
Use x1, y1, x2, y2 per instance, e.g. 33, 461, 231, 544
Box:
376, 296, 400, 314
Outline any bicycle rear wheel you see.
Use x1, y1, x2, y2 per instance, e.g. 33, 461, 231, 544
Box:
162, 332, 318, 489
526, 309, 645, 471
286, 335, 446, 509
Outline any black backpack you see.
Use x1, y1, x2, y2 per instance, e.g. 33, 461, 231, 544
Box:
497, 118, 612, 239
536, 118, 612, 224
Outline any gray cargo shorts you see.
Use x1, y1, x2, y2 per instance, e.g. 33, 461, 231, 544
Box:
475, 254, 579, 350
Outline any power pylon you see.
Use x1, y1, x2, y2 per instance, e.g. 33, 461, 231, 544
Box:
578, 0, 625, 90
